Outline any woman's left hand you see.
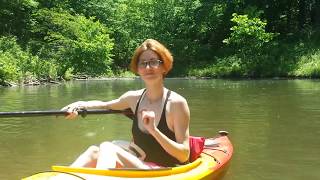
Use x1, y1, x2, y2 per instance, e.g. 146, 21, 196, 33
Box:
141, 110, 157, 134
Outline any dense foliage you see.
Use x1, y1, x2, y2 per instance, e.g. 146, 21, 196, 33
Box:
0, 36, 53, 85
0, 0, 320, 85
30, 8, 114, 76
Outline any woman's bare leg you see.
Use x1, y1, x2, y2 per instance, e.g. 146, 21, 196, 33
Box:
96, 141, 149, 169
70, 145, 99, 167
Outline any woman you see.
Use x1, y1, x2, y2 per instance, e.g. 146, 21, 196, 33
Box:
62, 39, 190, 169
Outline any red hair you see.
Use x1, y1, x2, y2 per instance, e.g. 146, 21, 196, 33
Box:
130, 39, 173, 75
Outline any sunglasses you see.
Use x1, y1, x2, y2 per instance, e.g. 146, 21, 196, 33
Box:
138, 60, 163, 68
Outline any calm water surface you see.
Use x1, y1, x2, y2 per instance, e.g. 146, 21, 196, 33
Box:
0, 79, 319, 180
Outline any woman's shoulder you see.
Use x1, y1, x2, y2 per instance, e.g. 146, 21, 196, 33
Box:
168, 89, 188, 105
119, 89, 145, 110
166, 89, 190, 120
120, 89, 145, 101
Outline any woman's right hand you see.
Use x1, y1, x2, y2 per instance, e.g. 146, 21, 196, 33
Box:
141, 110, 157, 135
61, 101, 86, 120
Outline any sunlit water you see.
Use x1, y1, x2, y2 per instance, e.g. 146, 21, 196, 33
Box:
0, 79, 319, 180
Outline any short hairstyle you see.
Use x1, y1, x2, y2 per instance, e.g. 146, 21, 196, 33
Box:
130, 39, 173, 75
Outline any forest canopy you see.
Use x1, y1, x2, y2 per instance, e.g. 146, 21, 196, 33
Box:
1, 0, 320, 85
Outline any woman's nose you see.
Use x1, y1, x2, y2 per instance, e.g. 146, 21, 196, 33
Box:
145, 63, 151, 69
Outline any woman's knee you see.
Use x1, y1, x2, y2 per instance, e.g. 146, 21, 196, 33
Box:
100, 141, 117, 150
86, 145, 99, 154
100, 141, 125, 155
82, 145, 99, 159
73, 145, 99, 166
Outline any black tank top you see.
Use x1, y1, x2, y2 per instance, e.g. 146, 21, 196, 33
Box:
131, 89, 180, 167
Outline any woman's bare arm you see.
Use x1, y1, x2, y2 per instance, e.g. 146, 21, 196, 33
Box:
142, 95, 190, 163
61, 90, 139, 119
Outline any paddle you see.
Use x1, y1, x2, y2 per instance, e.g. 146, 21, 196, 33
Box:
0, 108, 134, 119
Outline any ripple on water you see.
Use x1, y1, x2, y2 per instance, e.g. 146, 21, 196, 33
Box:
0, 118, 32, 137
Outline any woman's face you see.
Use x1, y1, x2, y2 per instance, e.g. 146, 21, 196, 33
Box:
137, 50, 165, 82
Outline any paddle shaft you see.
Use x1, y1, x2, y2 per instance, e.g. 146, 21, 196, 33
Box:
0, 109, 133, 118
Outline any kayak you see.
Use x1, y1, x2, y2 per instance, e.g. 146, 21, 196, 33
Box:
23, 131, 233, 180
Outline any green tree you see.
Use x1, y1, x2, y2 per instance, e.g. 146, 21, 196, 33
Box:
29, 8, 114, 76
0, 0, 39, 42
0, 36, 55, 85
223, 13, 276, 76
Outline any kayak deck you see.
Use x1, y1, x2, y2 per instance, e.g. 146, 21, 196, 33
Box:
23, 131, 233, 180
52, 158, 202, 178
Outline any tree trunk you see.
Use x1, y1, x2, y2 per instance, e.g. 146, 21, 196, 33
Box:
311, 0, 320, 27
298, 0, 307, 29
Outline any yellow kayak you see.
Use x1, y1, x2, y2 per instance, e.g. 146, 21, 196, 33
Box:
23, 131, 233, 180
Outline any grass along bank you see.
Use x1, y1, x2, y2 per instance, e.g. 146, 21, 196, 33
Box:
187, 42, 320, 78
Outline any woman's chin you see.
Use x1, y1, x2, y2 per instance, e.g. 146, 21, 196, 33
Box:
142, 74, 161, 81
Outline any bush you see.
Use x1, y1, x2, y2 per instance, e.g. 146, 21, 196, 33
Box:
223, 13, 276, 51
0, 36, 27, 84
0, 52, 20, 84
293, 50, 320, 78
188, 55, 243, 78
0, 36, 57, 85
223, 13, 277, 76
30, 8, 114, 76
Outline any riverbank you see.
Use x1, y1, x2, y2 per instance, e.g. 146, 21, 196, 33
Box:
2, 31, 319, 87
186, 47, 320, 79
2, 74, 320, 88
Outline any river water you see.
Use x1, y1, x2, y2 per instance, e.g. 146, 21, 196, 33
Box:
0, 79, 319, 180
